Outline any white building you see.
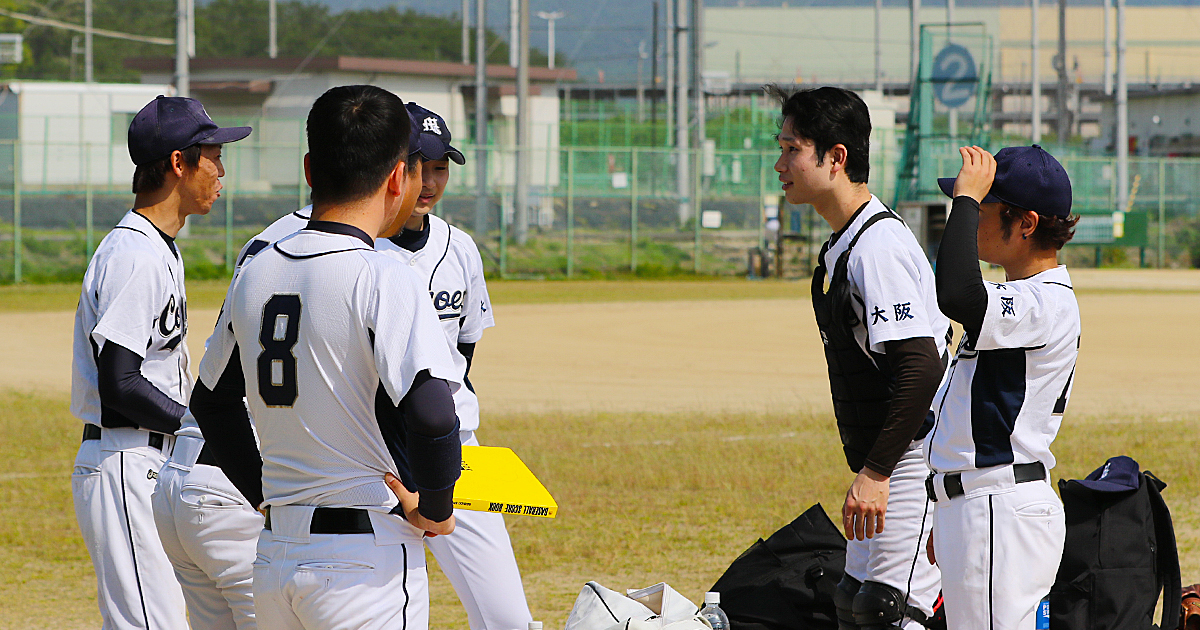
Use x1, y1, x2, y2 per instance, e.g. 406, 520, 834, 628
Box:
0, 81, 174, 189
127, 56, 576, 194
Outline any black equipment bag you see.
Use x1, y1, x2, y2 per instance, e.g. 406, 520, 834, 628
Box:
711, 504, 846, 630
1050, 457, 1181, 630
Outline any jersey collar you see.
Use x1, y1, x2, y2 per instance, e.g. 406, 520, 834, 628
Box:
389, 215, 430, 252
304, 220, 374, 247
121, 210, 179, 258
828, 197, 876, 247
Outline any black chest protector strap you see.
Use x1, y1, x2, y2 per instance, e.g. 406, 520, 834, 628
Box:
812, 210, 903, 473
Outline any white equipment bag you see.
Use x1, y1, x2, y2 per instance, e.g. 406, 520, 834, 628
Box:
565, 581, 711, 630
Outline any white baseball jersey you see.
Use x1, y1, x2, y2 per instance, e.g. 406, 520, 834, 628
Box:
821, 196, 950, 359
197, 223, 459, 510
174, 207, 311, 443
72, 210, 192, 426
376, 214, 495, 432
925, 265, 1080, 473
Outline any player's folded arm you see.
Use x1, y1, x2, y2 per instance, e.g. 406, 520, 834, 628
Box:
935, 196, 988, 336
190, 344, 264, 508
96, 340, 186, 434
399, 370, 461, 522
863, 336, 944, 477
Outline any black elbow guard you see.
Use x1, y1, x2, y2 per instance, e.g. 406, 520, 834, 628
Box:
407, 419, 462, 492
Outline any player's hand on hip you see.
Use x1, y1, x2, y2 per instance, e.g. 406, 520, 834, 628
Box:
952, 145, 997, 204
843, 468, 890, 541
926, 527, 937, 565
384, 472, 456, 537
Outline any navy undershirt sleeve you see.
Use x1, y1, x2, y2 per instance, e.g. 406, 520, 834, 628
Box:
96, 341, 185, 434
457, 341, 476, 392
863, 337, 944, 476
377, 370, 460, 522
936, 196, 989, 338
190, 345, 264, 508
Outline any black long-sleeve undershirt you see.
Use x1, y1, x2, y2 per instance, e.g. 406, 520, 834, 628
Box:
863, 336, 945, 476
381, 370, 460, 522
96, 341, 186, 434
190, 346, 264, 507
936, 196, 989, 338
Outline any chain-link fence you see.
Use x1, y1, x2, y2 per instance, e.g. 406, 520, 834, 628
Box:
2, 128, 1199, 284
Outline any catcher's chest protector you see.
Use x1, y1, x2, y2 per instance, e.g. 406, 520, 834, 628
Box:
811, 213, 899, 473
1049, 470, 1180, 630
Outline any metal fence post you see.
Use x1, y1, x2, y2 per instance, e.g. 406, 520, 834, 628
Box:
693, 148, 701, 274
297, 120, 306, 211
13, 141, 20, 283
85, 143, 95, 261
566, 148, 575, 278
1157, 157, 1165, 268
630, 148, 638, 273
499, 148, 507, 278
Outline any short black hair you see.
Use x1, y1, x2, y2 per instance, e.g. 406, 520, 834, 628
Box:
307, 85, 411, 205
998, 204, 1080, 251
767, 85, 871, 184
131, 144, 201, 194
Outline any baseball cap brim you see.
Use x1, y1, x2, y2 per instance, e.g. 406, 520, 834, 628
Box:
937, 177, 1002, 204
200, 126, 253, 145
1075, 478, 1139, 493
414, 132, 466, 165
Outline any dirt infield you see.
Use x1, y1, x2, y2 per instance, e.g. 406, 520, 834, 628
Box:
3, 272, 1196, 419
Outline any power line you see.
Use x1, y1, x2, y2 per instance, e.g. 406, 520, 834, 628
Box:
0, 7, 174, 45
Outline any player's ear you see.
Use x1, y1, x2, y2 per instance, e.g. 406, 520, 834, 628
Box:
303, 153, 313, 188
1021, 210, 1040, 242
169, 150, 187, 178
384, 157, 406, 197
828, 144, 848, 174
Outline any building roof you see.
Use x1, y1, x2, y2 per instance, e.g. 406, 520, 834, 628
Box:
125, 56, 577, 82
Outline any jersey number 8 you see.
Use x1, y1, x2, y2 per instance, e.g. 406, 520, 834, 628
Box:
258, 294, 302, 407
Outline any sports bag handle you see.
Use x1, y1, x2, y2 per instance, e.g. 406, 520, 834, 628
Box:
1145, 471, 1181, 630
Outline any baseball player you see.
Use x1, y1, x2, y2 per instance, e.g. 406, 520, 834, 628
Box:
190, 85, 461, 630
150, 202, 311, 630
771, 86, 946, 630
376, 102, 533, 630
71, 95, 250, 630
925, 145, 1079, 630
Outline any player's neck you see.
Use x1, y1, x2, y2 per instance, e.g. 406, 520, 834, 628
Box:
1003, 251, 1060, 281
132, 188, 189, 238
816, 182, 873, 234
311, 190, 389, 240
403, 212, 428, 232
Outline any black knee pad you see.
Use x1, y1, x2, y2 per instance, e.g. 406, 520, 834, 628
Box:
852, 581, 906, 630
834, 575, 863, 630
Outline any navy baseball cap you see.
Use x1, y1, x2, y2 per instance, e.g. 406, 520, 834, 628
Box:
1076, 455, 1141, 493
937, 145, 1072, 218
405, 102, 466, 165
128, 95, 252, 166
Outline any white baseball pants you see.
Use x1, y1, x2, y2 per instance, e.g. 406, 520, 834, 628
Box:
252, 505, 429, 630
931, 467, 1065, 630
425, 431, 532, 630
844, 441, 941, 630
152, 435, 263, 630
72, 428, 189, 630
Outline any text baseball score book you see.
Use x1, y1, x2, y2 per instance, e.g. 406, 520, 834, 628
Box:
453, 446, 558, 518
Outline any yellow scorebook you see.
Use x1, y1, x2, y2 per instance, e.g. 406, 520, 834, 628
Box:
453, 446, 558, 518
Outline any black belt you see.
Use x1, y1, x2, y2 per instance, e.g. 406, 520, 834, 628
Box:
263, 507, 374, 534
82, 425, 166, 451
926, 462, 1046, 502
196, 444, 219, 467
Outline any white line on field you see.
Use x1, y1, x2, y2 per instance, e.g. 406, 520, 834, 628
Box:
0, 472, 65, 481
581, 431, 801, 448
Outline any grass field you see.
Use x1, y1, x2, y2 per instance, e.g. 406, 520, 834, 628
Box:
1, 272, 1198, 629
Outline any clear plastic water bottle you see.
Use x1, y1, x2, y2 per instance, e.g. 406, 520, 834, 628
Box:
529, 623, 543, 630
699, 592, 730, 630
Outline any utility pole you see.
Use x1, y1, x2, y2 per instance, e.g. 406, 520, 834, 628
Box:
515, 0, 530, 245
461, 0, 469, 64
474, 0, 488, 237
1116, 0, 1128, 212
947, 0, 957, 138
675, 0, 689, 225
665, 0, 674, 148
651, 2, 659, 147
509, 0, 518, 67
910, 0, 921, 83
536, 10, 565, 69
175, 0, 189, 97
637, 41, 647, 123
269, 0, 278, 58
874, 0, 882, 92
84, 0, 93, 82
1031, 0, 1041, 143
1103, 0, 1112, 95
1056, 0, 1070, 143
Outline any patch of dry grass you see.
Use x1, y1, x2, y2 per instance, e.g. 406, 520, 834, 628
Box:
5, 390, 1197, 630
